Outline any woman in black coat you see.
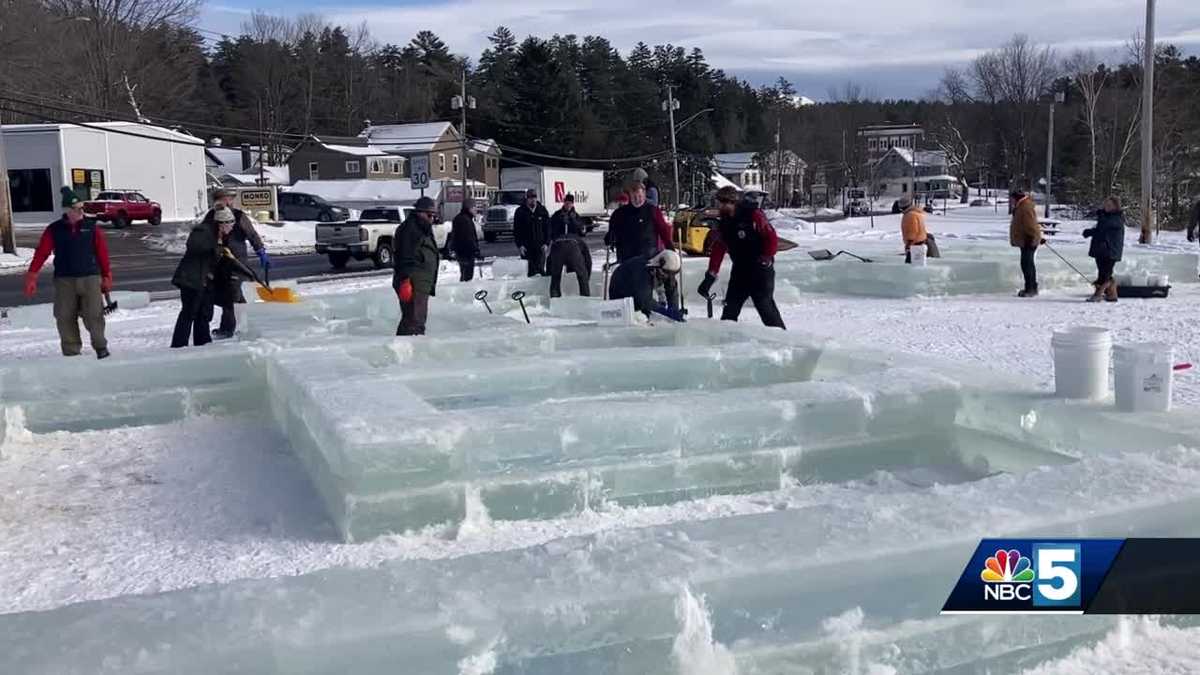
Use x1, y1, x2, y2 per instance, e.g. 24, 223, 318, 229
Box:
1082, 195, 1125, 303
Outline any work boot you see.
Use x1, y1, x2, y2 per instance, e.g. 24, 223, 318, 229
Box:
1017, 288, 1039, 298
1104, 280, 1118, 302
1087, 283, 1104, 303
212, 329, 234, 340
96, 348, 111, 360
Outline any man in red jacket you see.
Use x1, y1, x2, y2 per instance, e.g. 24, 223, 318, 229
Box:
698, 186, 785, 329
24, 187, 113, 358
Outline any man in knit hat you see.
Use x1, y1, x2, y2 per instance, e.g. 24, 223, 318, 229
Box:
23, 187, 113, 358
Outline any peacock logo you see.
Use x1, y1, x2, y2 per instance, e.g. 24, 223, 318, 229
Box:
981, 549, 1035, 583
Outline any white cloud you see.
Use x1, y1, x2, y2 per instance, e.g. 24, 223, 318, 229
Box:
200, 0, 1200, 95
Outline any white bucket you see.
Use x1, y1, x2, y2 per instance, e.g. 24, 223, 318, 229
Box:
1113, 343, 1173, 412
1051, 326, 1112, 400
909, 246, 927, 267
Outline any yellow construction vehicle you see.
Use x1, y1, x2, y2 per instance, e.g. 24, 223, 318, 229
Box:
672, 204, 721, 256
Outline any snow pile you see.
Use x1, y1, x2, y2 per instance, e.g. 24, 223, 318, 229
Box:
141, 217, 316, 256
0, 248, 35, 276
1021, 618, 1200, 674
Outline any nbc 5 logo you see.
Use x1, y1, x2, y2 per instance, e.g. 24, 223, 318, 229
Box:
980, 543, 1081, 607
1031, 543, 1081, 607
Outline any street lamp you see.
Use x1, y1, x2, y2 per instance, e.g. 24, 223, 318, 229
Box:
1044, 91, 1066, 218
662, 89, 681, 210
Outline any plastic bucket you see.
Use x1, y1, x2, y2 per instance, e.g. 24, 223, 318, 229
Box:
909, 246, 927, 267
1051, 326, 1112, 400
1113, 343, 1173, 412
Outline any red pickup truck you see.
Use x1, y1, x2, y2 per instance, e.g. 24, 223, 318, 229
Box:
83, 190, 163, 228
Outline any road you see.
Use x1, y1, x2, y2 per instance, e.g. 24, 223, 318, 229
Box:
0, 222, 588, 308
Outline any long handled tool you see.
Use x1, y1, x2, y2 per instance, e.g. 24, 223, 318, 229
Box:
807, 249, 873, 263
706, 293, 717, 319
219, 247, 299, 303
1041, 240, 1093, 285
474, 289, 493, 314
602, 246, 612, 300
102, 292, 119, 315
511, 290, 530, 324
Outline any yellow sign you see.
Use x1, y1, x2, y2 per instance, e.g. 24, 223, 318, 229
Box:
238, 189, 273, 208
72, 169, 86, 184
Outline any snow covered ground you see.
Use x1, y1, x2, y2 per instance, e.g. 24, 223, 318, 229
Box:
142, 217, 318, 256
3, 205, 1200, 672
0, 247, 34, 276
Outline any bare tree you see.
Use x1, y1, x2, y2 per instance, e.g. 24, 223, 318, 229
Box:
45, 0, 202, 112
931, 114, 972, 202
1065, 49, 1108, 195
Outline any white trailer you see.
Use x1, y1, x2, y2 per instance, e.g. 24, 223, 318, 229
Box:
484, 166, 604, 241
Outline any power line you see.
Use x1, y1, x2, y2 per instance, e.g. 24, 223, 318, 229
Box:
487, 139, 671, 165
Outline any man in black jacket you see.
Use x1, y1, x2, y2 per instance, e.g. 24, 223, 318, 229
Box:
451, 199, 481, 282
1188, 199, 1200, 243
547, 194, 591, 297
393, 196, 441, 336
605, 182, 678, 316
513, 188, 550, 277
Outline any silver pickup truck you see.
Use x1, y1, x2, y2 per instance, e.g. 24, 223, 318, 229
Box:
315, 206, 479, 270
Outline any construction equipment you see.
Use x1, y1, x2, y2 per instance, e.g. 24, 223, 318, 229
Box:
102, 292, 118, 315
807, 249, 873, 263
672, 206, 720, 256
219, 247, 299, 303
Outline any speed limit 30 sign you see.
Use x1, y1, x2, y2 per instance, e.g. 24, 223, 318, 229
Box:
410, 155, 430, 190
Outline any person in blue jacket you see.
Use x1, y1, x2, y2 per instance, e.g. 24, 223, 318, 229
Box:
1082, 195, 1125, 303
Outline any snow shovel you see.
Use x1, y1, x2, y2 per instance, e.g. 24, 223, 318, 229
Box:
219, 247, 299, 303
474, 289, 493, 314
102, 292, 119, 315
808, 249, 873, 263
511, 290, 530, 324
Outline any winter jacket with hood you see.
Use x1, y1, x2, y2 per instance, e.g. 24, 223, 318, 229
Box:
172, 221, 221, 291
1009, 196, 1041, 248
1084, 209, 1126, 262
392, 213, 440, 296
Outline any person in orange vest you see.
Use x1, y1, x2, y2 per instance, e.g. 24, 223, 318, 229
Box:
1008, 188, 1042, 297
23, 187, 112, 358
899, 196, 928, 263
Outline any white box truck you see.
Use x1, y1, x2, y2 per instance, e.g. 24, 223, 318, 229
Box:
484, 166, 605, 242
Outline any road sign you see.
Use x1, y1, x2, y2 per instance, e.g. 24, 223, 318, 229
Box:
410, 155, 430, 190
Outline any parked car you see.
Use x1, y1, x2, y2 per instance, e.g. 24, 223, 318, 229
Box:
843, 188, 870, 217
278, 191, 350, 222
314, 205, 477, 270
83, 190, 161, 228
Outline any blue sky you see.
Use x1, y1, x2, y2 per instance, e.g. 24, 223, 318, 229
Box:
202, 0, 1200, 100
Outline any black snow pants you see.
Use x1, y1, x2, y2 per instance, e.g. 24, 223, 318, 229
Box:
548, 239, 591, 297
1020, 246, 1038, 292
171, 286, 214, 348
721, 264, 786, 329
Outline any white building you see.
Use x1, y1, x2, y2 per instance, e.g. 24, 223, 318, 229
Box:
3, 122, 207, 224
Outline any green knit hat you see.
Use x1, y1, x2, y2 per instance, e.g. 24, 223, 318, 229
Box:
60, 186, 82, 208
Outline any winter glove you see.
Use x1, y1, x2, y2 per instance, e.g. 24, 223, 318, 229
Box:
257, 249, 271, 270
397, 278, 413, 303
1082, 228, 1094, 238
697, 271, 717, 297
519, 246, 527, 257
101, 274, 113, 293
23, 271, 37, 298
759, 256, 774, 268
1040, 238, 1047, 246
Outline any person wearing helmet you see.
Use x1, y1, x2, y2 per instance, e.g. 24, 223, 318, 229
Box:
697, 185, 785, 329
605, 181, 679, 317
205, 187, 267, 339
392, 196, 440, 336
513, 188, 550, 277
547, 193, 591, 297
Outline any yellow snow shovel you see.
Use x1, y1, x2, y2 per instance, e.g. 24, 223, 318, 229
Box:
219, 246, 300, 303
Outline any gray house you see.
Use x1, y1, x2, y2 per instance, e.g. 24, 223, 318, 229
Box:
288, 136, 399, 182
870, 147, 957, 199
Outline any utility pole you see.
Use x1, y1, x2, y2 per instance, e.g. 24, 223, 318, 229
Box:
451, 69, 476, 213
775, 117, 783, 207
1140, 0, 1156, 244
663, 85, 681, 209
0, 120, 15, 255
